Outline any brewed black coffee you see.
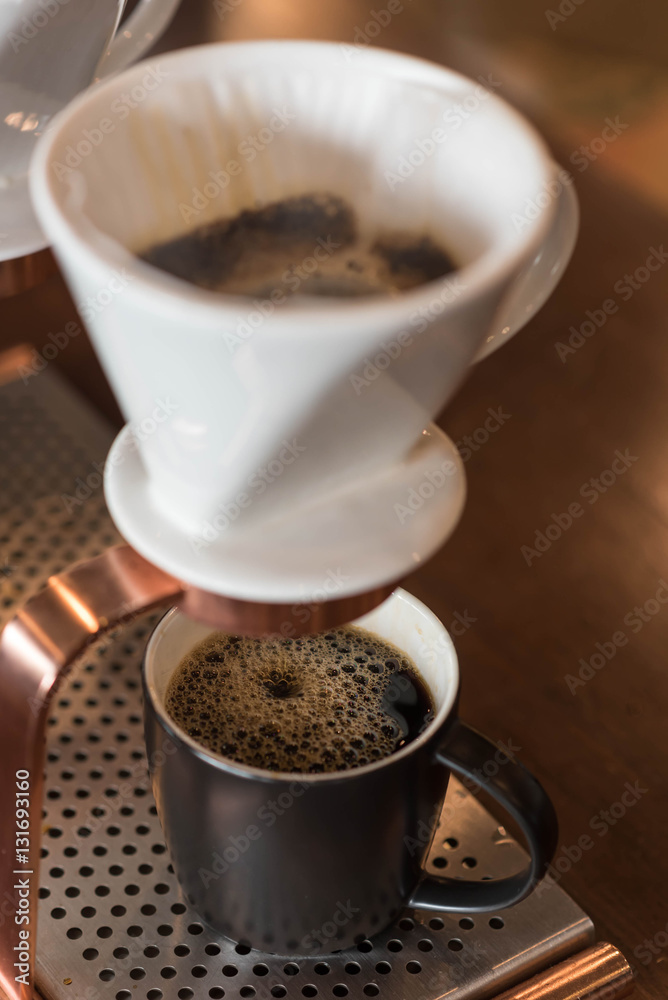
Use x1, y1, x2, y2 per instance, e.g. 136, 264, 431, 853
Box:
164, 626, 434, 773
140, 193, 455, 297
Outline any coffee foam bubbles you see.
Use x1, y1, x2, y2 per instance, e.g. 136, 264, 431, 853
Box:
164, 626, 429, 774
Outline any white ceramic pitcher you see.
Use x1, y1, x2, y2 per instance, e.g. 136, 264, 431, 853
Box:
0, 0, 181, 260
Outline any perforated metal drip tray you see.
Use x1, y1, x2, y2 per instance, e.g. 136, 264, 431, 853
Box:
32, 610, 592, 1000
0, 367, 595, 1000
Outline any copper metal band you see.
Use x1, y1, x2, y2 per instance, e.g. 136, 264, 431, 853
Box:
0, 544, 395, 1000
488, 942, 634, 1000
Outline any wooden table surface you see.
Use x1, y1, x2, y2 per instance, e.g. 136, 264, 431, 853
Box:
417, 164, 668, 1000
2, 4, 667, 998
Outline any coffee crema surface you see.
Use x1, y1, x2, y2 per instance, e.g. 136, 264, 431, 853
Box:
164, 626, 434, 774
140, 193, 455, 297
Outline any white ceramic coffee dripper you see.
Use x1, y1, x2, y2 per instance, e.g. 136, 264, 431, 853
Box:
30, 40, 578, 606
0, 0, 181, 262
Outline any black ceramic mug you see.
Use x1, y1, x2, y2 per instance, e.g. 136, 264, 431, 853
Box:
143, 589, 558, 955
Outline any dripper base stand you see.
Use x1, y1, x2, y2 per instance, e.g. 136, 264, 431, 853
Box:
0, 358, 634, 1000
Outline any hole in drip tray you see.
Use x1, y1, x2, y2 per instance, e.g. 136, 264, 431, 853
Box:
314, 963, 330, 975
406, 960, 422, 973
333, 987, 349, 998
459, 917, 475, 930
447, 939, 463, 952
271, 989, 287, 999
362, 987, 379, 997
489, 916, 505, 929
345, 963, 360, 975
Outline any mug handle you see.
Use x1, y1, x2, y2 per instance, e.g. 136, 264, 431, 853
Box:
409, 718, 558, 912
474, 162, 580, 362
97, 0, 183, 78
